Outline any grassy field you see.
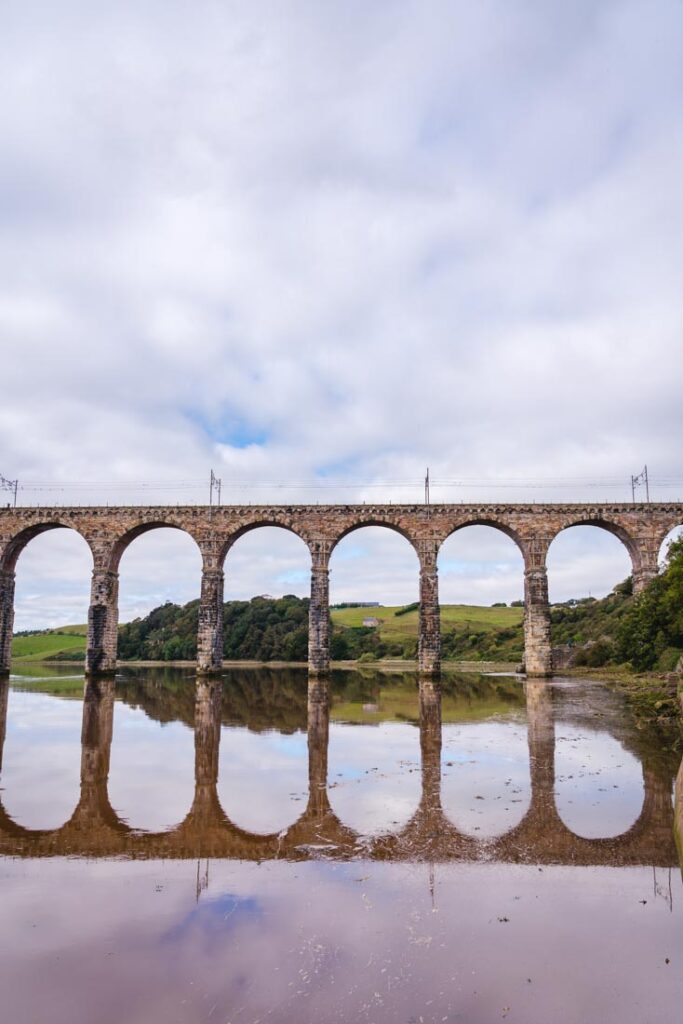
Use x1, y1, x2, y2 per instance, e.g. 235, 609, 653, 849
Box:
11, 626, 87, 662
11, 605, 524, 664
330, 604, 523, 641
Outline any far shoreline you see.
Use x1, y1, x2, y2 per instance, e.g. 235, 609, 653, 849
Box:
12, 657, 521, 674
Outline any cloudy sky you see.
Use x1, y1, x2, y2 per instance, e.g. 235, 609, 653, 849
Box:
2, 0, 682, 628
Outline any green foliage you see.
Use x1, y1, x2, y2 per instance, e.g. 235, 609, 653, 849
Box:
613, 537, 683, 671
394, 602, 419, 617
118, 595, 310, 663
572, 639, 614, 668
549, 544, 682, 673
440, 622, 523, 662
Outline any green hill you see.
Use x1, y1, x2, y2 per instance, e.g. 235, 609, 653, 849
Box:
11, 626, 87, 663
330, 602, 524, 662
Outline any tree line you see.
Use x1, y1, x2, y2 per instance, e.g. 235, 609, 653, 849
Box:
115, 536, 682, 671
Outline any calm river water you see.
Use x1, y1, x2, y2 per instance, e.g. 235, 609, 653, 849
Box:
0, 665, 681, 1024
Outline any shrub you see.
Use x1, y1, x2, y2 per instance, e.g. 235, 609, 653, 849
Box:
394, 602, 419, 617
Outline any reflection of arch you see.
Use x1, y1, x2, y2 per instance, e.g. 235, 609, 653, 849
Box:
0, 521, 96, 573
554, 726, 644, 839
0, 674, 677, 865
0, 677, 123, 840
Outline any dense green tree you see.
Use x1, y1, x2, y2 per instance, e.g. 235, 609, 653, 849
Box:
614, 536, 683, 670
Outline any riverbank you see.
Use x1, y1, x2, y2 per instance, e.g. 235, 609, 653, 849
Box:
12, 657, 521, 674
562, 665, 683, 740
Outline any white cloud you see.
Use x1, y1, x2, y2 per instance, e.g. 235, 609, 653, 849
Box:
2, 0, 682, 625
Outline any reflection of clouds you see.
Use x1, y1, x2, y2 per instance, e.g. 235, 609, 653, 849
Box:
1, 690, 82, 829
327, 722, 421, 835
108, 703, 195, 831
441, 722, 531, 837
217, 727, 309, 834
162, 892, 263, 945
1, 858, 682, 1024
554, 726, 644, 838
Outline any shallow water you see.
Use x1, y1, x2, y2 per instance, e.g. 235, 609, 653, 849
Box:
0, 666, 681, 1023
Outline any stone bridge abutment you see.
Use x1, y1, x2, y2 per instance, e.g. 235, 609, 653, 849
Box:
1, 502, 681, 679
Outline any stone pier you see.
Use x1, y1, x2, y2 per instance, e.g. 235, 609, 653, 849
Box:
308, 547, 330, 676
85, 568, 119, 675
417, 543, 441, 676
197, 569, 224, 674
0, 571, 15, 678
523, 566, 553, 677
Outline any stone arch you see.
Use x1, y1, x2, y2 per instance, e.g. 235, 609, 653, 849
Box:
440, 517, 527, 563
656, 524, 683, 567
545, 520, 637, 607
107, 520, 204, 573
328, 518, 420, 559
0, 524, 95, 673
548, 517, 640, 573
218, 519, 313, 569
0, 521, 95, 573
325, 523, 424, 670
89, 521, 205, 675
328, 523, 420, 605
437, 520, 526, 607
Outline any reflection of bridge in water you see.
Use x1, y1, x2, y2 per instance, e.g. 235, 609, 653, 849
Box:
0, 677, 679, 866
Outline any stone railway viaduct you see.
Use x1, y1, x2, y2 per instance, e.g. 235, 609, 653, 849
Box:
1, 502, 682, 678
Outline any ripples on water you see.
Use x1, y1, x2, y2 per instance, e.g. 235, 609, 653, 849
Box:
0, 666, 681, 1024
